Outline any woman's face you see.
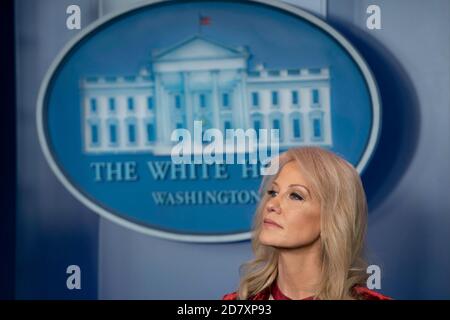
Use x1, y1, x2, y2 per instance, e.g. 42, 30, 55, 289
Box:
259, 161, 322, 249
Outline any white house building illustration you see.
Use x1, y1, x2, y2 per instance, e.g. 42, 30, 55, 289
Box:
80, 36, 332, 154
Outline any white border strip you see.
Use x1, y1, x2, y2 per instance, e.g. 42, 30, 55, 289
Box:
36, 0, 381, 243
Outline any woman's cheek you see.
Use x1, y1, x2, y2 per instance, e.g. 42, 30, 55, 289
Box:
291, 215, 318, 241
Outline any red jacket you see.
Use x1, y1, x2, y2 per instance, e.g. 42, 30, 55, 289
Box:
222, 285, 391, 300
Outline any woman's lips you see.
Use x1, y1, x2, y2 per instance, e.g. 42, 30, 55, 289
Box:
263, 218, 283, 228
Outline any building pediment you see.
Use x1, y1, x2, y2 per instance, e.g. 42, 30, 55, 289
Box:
152, 36, 248, 62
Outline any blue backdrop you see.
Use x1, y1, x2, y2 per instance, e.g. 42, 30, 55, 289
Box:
14, 0, 450, 299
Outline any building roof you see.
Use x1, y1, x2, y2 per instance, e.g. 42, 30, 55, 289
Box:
152, 35, 249, 62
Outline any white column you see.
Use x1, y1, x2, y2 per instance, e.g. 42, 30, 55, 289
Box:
183, 72, 194, 133
154, 73, 170, 145
239, 70, 250, 129
324, 86, 332, 145
211, 70, 220, 129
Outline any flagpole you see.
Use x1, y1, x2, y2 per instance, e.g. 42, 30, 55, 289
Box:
198, 13, 211, 35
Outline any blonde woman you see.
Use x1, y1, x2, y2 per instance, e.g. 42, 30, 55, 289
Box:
223, 147, 390, 300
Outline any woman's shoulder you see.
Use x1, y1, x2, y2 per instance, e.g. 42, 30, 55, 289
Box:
222, 291, 239, 300
223, 286, 391, 300
353, 286, 392, 300
222, 289, 269, 300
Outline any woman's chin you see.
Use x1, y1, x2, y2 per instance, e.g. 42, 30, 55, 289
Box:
259, 232, 281, 247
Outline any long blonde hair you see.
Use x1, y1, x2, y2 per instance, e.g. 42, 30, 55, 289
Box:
237, 146, 369, 300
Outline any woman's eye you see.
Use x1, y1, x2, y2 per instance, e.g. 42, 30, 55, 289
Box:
267, 190, 278, 197
289, 192, 304, 201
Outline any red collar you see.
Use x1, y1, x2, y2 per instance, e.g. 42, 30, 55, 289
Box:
270, 281, 315, 300
271, 281, 291, 300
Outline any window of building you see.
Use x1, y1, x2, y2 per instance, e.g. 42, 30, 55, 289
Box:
146, 122, 155, 142
147, 96, 154, 110
312, 89, 320, 105
309, 111, 324, 141
200, 93, 207, 108
289, 112, 303, 140
127, 97, 135, 111
128, 123, 136, 144
293, 118, 301, 139
272, 91, 279, 106
91, 124, 98, 145
309, 68, 321, 74
313, 118, 321, 138
271, 118, 283, 142
108, 98, 115, 112
251, 113, 263, 139
273, 119, 280, 140
251, 92, 259, 107
224, 120, 232, 131
126, 118, 138, 145
222, 93, 229, 108
292, 91, 299, 105
109, 123, 118, 145
175, 94, 181, 109
90, 98, 97, 113
272, 119, 280, 131
253, 120, 261, 139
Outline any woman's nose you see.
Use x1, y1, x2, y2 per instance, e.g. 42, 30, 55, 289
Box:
266, 199, 281, 214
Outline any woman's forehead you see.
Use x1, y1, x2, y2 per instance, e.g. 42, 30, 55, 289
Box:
274, 161, 308, 185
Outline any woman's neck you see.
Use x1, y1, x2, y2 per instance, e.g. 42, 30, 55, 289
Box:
276, 238, 322, 300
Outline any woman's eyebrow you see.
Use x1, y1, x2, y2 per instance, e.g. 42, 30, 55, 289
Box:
288, 184, 311, 196
272, 181, 310, 196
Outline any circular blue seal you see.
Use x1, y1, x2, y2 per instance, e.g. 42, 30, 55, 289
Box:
37, 0, 381, 242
